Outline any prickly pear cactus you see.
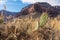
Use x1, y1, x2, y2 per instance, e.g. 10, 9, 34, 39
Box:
39, 12, 48, 27
0, 19, 3, 24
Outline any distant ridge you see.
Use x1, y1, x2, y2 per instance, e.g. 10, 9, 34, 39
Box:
15, 2, 60, 18
0, 10, 19, 16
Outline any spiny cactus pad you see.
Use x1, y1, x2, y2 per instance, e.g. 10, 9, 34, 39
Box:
0, 19, 4, 23
39, 12, 48, 27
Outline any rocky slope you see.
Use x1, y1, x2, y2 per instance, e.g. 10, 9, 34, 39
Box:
16, 2, 60, 18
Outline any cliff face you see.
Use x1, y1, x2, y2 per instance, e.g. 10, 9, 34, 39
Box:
16, 2, 60, 18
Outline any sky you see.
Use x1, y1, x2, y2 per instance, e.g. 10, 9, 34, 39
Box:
0, 0, 60, 12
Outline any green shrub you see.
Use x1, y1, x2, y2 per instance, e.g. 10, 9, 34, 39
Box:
39, 12, 48, 27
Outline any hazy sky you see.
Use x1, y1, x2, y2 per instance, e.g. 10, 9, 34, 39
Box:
0, 0, 60, 12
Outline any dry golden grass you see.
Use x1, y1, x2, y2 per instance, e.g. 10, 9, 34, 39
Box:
0, 16, 60, 40
45, 17, 60, 30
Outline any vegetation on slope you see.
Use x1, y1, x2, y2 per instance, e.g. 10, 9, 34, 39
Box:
0, 12, 60, 40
